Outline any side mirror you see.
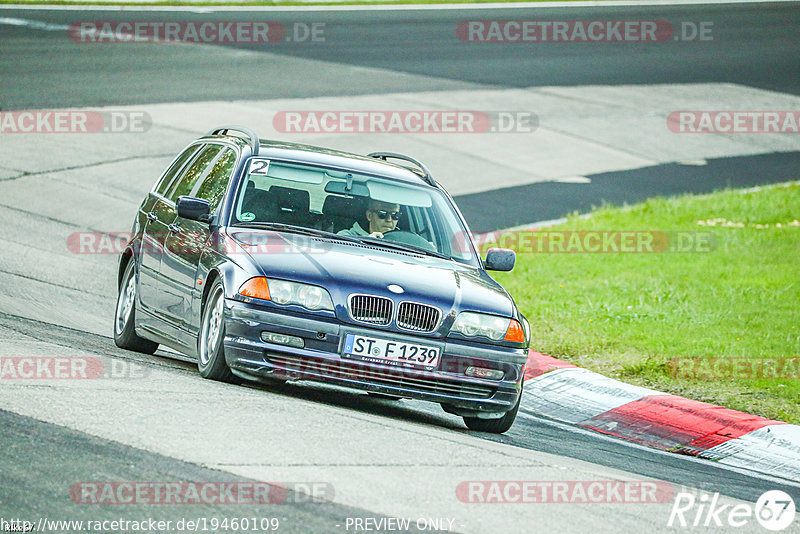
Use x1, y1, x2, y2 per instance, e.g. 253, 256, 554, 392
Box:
177, 196, 211, 223
485, 247, 515, 272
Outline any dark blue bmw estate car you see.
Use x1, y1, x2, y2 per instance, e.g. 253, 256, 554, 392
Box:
115, 126, 529, 433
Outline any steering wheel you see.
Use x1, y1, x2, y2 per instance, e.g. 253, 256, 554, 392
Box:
383, 230, 436, 251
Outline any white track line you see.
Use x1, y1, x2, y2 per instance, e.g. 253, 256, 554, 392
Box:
0, 16, 69, 30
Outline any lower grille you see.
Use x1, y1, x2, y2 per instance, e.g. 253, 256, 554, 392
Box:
265, 354, 495, 399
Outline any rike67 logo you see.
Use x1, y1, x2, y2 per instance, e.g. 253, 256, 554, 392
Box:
669, 490, 796, 531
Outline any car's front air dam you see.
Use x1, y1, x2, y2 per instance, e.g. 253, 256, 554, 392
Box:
223, 301, 524, 411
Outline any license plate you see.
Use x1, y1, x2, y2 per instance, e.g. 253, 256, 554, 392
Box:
342, 334, 440, 370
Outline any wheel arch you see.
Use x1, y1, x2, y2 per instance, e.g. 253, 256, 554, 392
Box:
201, 269, 221, 312
199, 260, 249, 312
117, 248, 135, 289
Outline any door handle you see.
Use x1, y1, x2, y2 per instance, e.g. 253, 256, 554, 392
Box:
147, 212, 157, 222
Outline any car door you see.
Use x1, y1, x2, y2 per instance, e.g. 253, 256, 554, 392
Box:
138, 143, 202, 313
160, 144, 237, 332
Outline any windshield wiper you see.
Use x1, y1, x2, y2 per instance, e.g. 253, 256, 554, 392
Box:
358, 236, 452, 260
230, 222, 361, 243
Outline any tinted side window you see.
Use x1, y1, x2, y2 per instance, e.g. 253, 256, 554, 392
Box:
155, 145, 201, 196
165, 145, 223, 203
192, 148, 237, 211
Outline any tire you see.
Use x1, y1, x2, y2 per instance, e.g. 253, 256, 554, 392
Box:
114, 260, 159, 354
197, 279, 237, 383
463, 385, 522, 434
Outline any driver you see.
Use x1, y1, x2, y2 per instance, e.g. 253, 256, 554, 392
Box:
338, 200, 400, 238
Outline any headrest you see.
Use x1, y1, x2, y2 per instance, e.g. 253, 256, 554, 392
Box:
269, 186, 310, 212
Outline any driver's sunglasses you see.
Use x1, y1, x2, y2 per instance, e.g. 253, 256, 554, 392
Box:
373, 209, 401, 221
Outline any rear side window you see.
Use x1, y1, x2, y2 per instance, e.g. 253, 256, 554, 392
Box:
193, 148, 237, 211
165, 144, 224, 203
155, 144, 201, 196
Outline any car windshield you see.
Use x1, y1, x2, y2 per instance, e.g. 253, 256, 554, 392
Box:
230, 158, 479, 266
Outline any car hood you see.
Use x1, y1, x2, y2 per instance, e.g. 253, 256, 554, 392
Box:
230, 230, 515, 322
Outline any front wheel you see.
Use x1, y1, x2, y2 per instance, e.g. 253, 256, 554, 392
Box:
114, 260, 159, 354
197, 279, 236, 383
463, 386, 522, 434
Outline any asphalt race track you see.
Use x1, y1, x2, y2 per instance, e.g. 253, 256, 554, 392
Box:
1, 2, 799, 108
0, 2, 799, 533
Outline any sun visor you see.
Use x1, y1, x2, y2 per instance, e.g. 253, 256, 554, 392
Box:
266, 163, 324, 184
366, 181, 432, 207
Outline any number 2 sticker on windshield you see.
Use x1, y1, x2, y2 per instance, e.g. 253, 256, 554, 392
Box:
248, 158, 271, 176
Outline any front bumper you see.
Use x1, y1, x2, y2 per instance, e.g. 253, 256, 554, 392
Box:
224, 300, 526, 415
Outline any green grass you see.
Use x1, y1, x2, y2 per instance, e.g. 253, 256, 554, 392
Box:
491, 182, 800, 424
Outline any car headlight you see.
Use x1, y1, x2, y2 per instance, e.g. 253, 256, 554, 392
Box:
450, 312, 526, 343
238, 277, 334, 311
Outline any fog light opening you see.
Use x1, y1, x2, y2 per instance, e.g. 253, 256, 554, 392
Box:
261, 331, 304, 348
465, 366, 504, 380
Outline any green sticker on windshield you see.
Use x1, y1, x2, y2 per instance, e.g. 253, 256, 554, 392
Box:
240, 212, 256, 222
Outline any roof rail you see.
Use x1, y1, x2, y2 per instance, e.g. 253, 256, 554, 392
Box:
207, 125, 259, 155
367, 152, 435, 186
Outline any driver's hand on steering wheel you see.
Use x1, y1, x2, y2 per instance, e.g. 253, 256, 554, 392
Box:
368, 232, 384, 238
